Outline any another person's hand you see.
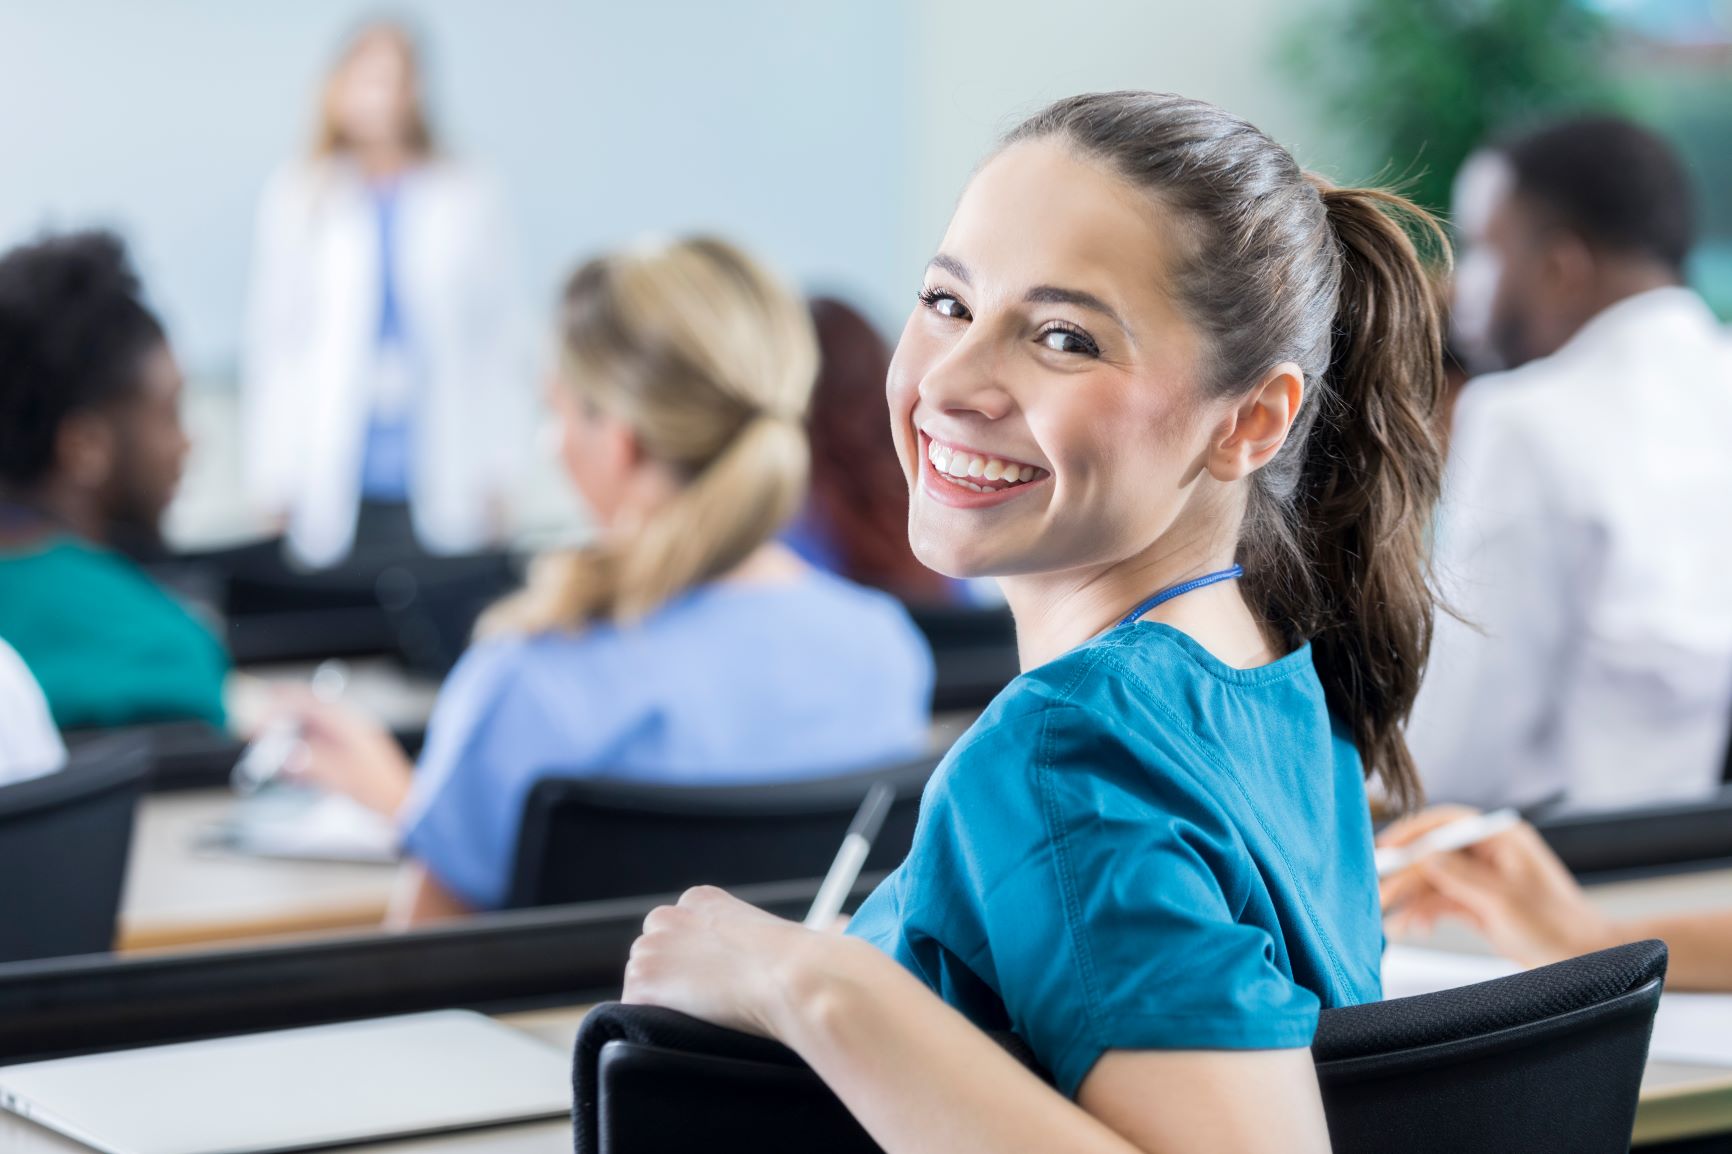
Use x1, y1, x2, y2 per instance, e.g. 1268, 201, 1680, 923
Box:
622, 886, 860, 1038
1378, 806, 1616, 968
273, 689, 414, 818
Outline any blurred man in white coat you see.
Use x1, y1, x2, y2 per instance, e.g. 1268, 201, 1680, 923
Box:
1410, 116, 1732, 811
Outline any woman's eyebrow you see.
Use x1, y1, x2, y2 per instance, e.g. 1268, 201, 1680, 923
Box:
1025, 285, 1128, 332
927, 253, 971, 283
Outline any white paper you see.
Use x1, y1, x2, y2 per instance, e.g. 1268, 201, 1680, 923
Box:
1384, 944, 1732, 1068
203, 788, 400, 864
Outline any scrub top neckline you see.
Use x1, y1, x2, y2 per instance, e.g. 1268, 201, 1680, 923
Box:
1114, 619, 1315, 687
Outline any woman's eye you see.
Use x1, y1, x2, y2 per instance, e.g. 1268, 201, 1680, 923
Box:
1038, 326, 1100, 356
918, 288, 970, 321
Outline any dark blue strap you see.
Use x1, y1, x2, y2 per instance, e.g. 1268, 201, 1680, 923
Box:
1117, 565, 1244, 629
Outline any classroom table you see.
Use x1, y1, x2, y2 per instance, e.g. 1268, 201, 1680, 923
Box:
0, 866, 1715, 1152
117, 791, 398, 952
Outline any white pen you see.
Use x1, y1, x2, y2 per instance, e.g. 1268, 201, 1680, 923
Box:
1375, 808, 1523, 879
805, 782, 896, 929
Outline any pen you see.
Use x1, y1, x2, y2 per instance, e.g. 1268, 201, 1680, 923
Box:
804, 782, 896, 929
1375, 808, 1523, 879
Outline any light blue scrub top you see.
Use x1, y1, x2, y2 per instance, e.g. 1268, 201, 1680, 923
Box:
848, 621, 1382, 1097
399, 571, 935, 909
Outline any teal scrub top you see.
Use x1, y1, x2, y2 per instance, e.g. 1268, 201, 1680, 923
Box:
847, 620, 1383, 1098
0, 536, 229, 730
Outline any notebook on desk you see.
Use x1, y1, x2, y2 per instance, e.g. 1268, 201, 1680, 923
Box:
0, 1010, 571, 1154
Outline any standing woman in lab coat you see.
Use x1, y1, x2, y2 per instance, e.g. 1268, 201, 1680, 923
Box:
244, 21, 525, 569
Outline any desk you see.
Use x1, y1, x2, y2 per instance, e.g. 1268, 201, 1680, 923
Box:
117, 791, 397, 952
10, 857, 1732, 1154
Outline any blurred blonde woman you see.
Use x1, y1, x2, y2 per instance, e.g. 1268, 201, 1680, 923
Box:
244, 20, 526, 568
285, 237, 934, 922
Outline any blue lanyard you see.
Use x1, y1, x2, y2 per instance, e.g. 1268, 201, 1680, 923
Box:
1117, 565, 1244, 629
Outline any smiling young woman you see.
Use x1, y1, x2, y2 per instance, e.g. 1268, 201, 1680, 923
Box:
621, 92, 1448, 1153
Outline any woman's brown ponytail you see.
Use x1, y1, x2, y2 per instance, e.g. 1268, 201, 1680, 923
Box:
1295, 185, 1448, 811
1007, 94, 1449, 812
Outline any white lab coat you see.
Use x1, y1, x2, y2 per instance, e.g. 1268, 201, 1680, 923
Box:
243, 159, 528, 568
1408, 287, 1732, 811
0, 637, 63, 788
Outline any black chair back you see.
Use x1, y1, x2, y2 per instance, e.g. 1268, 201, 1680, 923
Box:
0, 736, 151, 963
904, 604, 1018, 712
1534, 785, 1732, 879
572, 941, 1667, 1154
505, 757, 938, 909
1313, 939, 1666, 1153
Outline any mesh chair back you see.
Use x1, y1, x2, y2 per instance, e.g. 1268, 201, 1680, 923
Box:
572, 941, 1666, 1154
505, 757, 938, 909
1314, 939, 1667, 1154
0, 736, 150, 963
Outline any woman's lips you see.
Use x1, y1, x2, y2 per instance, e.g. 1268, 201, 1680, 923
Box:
917, 433, 1049, 509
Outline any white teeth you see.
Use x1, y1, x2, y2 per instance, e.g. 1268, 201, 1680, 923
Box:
925, 439, 1045, 489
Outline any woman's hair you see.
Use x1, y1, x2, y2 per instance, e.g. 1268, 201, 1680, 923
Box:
0, 230, 165, 489
1005, 93, 1448, 811
805, 298, 949, 604
480, 236, 818, 634
312, 21, 436, 160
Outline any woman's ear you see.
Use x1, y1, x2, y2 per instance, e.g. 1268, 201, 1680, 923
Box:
1205, 362, 1304, 483
56, 411, 117, 491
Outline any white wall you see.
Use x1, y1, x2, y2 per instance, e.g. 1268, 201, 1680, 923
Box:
0, 0, 1352, 543
900, 0, 1365, 290
0, 0, 908, 376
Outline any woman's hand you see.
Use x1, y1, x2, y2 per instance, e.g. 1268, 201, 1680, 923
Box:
1379, 806, 1616, 967
622, 886, 844, 1038
273, 689, 415, 818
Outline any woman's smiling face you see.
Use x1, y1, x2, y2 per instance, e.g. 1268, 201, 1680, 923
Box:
889, 137, 1226, 582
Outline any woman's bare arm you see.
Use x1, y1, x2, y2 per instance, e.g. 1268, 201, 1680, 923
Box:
624, 887, 1331, 1154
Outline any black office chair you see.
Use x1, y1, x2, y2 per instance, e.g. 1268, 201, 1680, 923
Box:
571, 940, 1667, 1154
504, 757, 938, 909
0, 736, 151, 963
373, 555, 521, 679
1534, 783, 1732, 879
63, 720, 240, 792
904, 603, 1019, 712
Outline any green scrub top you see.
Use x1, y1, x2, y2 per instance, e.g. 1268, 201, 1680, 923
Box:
848, 621, 1382, 1097
0, 536, 229, 730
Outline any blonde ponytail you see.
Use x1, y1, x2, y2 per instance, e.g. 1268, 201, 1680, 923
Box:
480, 238, 818, 636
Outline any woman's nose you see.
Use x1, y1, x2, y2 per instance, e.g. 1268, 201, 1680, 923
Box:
918, 333, 1015, 422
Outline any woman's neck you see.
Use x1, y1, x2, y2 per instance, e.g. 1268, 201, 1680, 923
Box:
999, 533, 1278, 672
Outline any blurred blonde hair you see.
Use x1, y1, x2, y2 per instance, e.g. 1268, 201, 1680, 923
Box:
311, 21, 436, 160
480, 236, 818, 635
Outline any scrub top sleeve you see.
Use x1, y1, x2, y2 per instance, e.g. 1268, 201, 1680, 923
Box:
980, 705, 1322, 1098
398, 639, 611, 909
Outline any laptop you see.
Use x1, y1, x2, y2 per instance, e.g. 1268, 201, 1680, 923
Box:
0, 1010, 572, 1154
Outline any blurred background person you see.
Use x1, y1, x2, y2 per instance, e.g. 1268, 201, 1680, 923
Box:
786, 297, 958, 606
0, 231, 229, 730
0, 636, 64, 786
277, 238, 934, 922
243, 19, 525, 570
1380, 806, 1732, 992
1407, 116, 1732, 812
